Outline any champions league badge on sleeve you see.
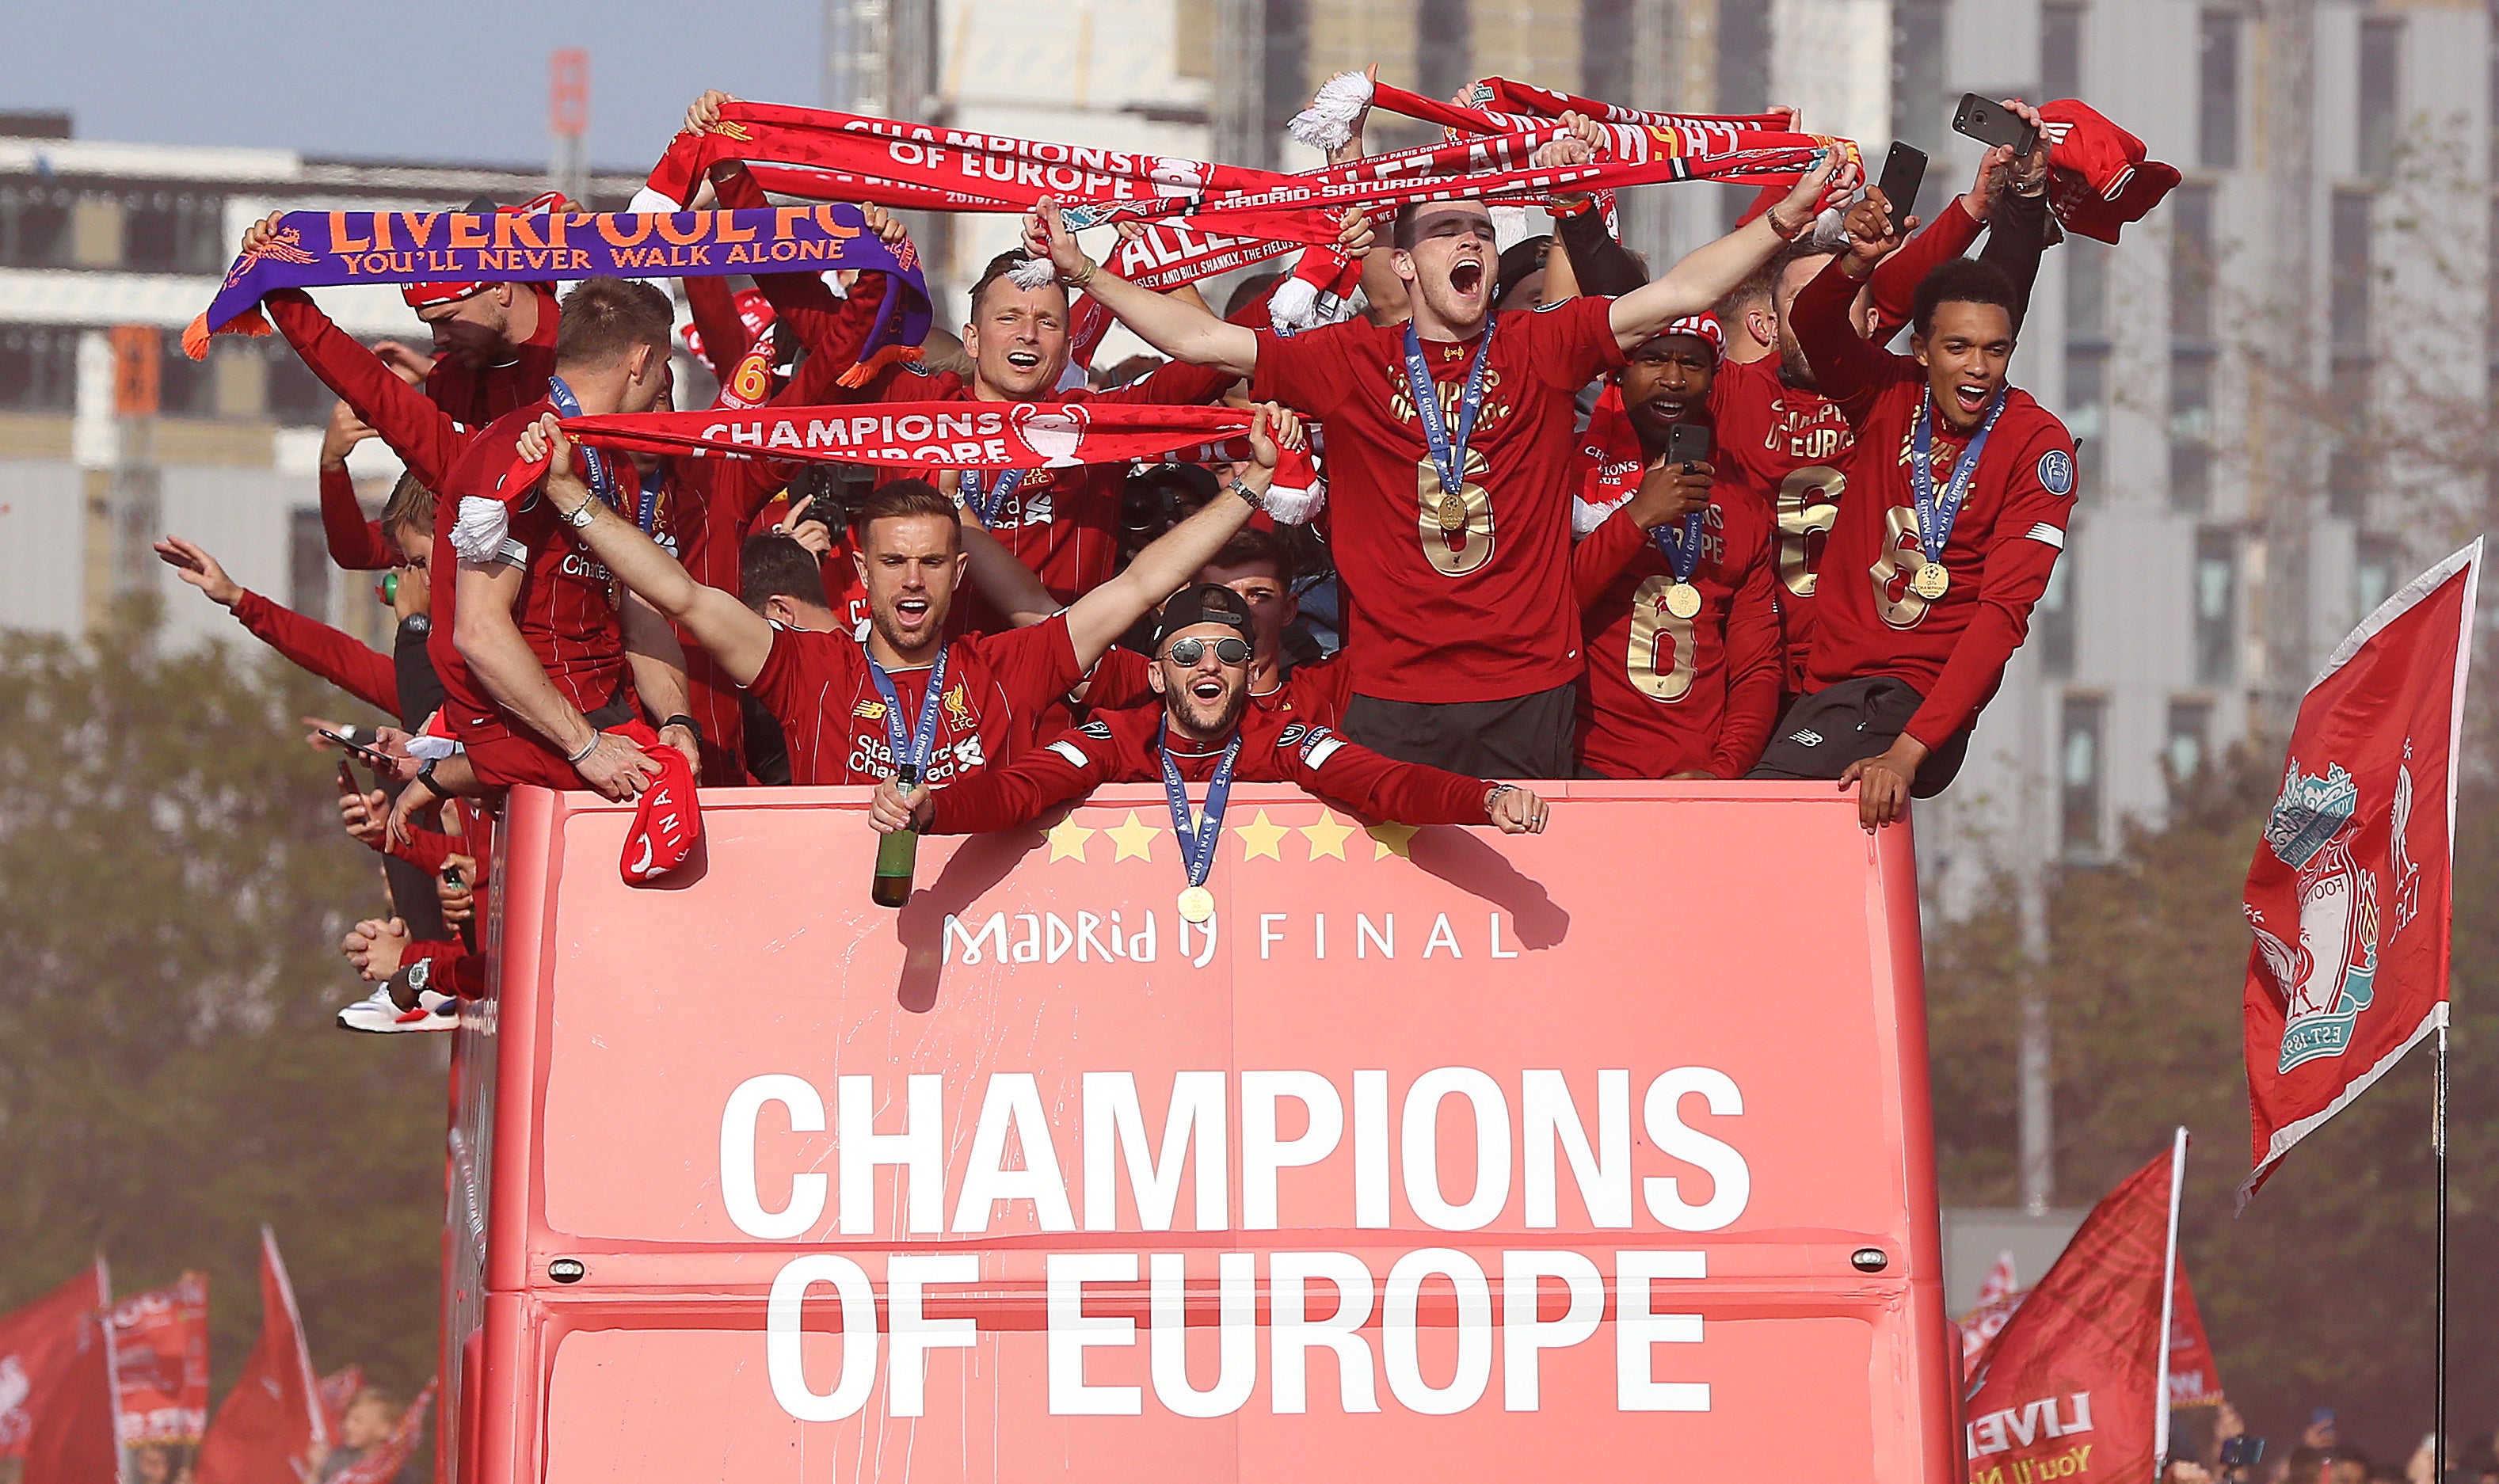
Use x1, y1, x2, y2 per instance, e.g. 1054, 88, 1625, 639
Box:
2247, 761, 2383, 1072
2038, 448, 2075, 497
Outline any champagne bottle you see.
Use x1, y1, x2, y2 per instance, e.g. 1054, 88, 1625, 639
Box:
871, 765, 920, 908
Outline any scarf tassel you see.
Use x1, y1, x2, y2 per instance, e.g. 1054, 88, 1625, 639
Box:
835, 343, 923, 389
181, 308, 272, 361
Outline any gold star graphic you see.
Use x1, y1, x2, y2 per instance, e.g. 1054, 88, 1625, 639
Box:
1045, 815, 1095, 863
1367, 821, 1418, 859
1105, 809, 1161, 862
1235, 809, 1289, 861
1301, 809, 1354, 860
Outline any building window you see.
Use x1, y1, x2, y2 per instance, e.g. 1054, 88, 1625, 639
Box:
2329, 189, 2372, 356
2060, 694, 2107, 854
263, 344, 337, 427
2354, 533, 2398, 618
1259, 0, 1311, 149
2042, 2, 2086, 101
122, 190, 227, 274
1721, 0, 1776, 229
1583, 0, 1635, 108
2067, 238, 2110, 339
2359, 18, 2402, 180
2326, 360, 2371, 519
2038, 549, 2078, 677
2194, 529, 2238, 685
1416, 0, 1473, 105
1891, 0, 1950, 155
0, 322, 78, 412
0, 185, 72, 268
2166, 699, 2212, 783
2170, 185, 2215, 342
2169, 350, 2215, 512
158, 329, 219, 417
2198, 10, 2242, 169
2065, 344, 2109, 491
288, 507, 331, 620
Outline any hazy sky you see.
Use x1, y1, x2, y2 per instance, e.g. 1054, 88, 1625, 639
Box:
0, 0, 825, 169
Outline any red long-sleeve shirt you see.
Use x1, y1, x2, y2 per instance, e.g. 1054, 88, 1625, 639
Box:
1790, 254, 2076, 750
1569, 492, 1783, 779
1709, 201, 1983, 689
927, 705, 1495, 835
229, 589, 398, 715
267, 291, 471, 493
318, 464, 398, 573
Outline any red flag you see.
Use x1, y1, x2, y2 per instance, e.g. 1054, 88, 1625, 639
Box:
315, 1367, 364, 1444
195, 1230, 327, 1484
2166, 1260, 2224, 1409
326, 1379, 435, 1484
2241, 541, 2482, 1203
109, 1272, 211, 1454
1955, 1254, 2028, 1368
0, 1265, 107, 1460
1964, 1132, 2186, 1481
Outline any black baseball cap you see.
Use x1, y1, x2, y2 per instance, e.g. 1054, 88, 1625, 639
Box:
1152, 584, 1253, 649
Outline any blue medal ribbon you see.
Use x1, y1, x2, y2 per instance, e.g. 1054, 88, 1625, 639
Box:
1157, 719, 1242, 891
1404, 319, 1500, 497
1910, 387, 2008, 567
1648, 511, 1705, 584
547, 375, 665, 534
964, 469, 1027, 528
867, 648, 950, 786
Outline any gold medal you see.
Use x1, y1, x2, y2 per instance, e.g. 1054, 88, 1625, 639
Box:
1910, 562, 1951, 600
1177, 885, 1215, 924
1435, 490, 1468, 534
1663, 582, 1702, 620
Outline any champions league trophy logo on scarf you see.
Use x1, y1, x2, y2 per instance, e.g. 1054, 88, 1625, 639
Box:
2248, 761, 2381, 1072
1009, 402, 1090, 467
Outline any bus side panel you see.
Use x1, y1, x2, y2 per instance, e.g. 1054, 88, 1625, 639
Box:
467, 783, 1960, 1482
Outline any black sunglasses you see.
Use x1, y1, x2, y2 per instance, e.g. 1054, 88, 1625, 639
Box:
1162, 636, 1250, 667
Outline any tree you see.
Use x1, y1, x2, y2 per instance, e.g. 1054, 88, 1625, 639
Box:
1928, 691, 2499, 1450
0, 606, 444, 1403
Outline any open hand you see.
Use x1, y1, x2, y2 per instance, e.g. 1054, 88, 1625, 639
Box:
152, 535, 242, 608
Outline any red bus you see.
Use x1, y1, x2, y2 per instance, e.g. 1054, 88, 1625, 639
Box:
441, 781, 1956, 1480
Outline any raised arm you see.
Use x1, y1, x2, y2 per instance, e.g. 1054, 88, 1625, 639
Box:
1058, 406, 1293, 664
1610, 152, 1846, 349
1793, 196, 1909, 428
958, 504, 1060, 628
1027, 200, 1358, 379
154, 535, 399, 713
316, 405, 398, 571
520, 415, 779, 687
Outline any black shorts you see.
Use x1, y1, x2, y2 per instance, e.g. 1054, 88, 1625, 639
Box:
1745, 675, 1971, 797
1343, 683, 1578, 779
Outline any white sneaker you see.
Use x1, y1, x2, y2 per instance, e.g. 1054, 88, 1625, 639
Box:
335, 984, 457, 1033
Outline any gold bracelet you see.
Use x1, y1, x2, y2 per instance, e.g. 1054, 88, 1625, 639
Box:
1067, 257, 1099, 289
1765, 205, 1807, 242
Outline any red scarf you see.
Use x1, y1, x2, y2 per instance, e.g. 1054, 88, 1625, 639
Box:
1575, 384, 1648, 536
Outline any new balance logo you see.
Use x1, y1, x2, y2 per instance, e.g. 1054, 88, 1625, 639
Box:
1790, 729, 1824, 748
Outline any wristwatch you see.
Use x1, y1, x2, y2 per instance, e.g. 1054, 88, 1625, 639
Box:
662, 714, 703, 746
416, 757, 441, 793
1225, 474, 1263, 508
562, 498, 598, 530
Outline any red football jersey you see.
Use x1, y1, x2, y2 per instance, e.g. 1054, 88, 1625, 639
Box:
423, 283, 561, 427
1571, 493, 1784, 780
745, 615, 1082, 787
432, 399, 640, 748
1790, 258, 2078, 750
671, 272, 906, 782
1250, 296, 1626, 705
926, 705, 1494, 836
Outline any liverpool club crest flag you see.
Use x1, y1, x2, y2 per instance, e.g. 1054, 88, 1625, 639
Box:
2240, 540, 2481, 1204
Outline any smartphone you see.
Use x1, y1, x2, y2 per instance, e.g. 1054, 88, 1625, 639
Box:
1953, 93, 2039, 154
1665, 422, 1712, 470
336, 759, 360, 796
2218, 1437, 2265, 1467
318, 727, 396, 772
1876, 141, 1928, 230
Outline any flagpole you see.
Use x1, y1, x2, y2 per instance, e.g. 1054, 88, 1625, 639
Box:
2154, 1127, 2186, 1467
2435, 1022, 2449, 1481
